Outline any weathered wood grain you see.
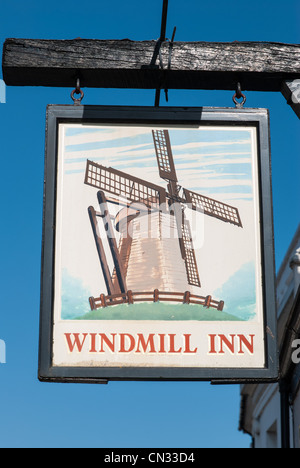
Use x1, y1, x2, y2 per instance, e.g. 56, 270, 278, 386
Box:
2, 38, 300, 91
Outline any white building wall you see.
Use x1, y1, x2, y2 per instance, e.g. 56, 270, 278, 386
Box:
293, 392, 300, 448
252, 386, 281, 448
240, 225, 300, 448
277, 230, 300, 317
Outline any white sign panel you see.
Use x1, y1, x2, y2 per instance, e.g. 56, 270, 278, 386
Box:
39, 106, 278, 382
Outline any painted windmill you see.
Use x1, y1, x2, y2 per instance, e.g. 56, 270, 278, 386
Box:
84, 129, 243, 308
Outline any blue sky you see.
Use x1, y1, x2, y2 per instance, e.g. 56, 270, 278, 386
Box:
0, 0, 299, 449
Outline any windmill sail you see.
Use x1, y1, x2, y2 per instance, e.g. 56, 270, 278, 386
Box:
184, 188, 243, 228
152, 129, 201, 288
85, 160, 167, 209
152, 130, 178, 182
181, 215, 201, 288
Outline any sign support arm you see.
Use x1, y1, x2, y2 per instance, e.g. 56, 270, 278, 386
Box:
281, 80, 300, 119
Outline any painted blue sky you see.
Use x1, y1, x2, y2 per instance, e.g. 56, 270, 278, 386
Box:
0, 0, 299, 449
63, 125, 253, 201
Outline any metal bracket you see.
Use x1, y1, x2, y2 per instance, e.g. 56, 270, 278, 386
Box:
281, 79, 300, 119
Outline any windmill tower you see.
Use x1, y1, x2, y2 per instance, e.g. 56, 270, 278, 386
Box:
84, 129, 243, 307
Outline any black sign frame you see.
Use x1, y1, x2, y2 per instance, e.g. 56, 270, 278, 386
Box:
38, 105, 278, 384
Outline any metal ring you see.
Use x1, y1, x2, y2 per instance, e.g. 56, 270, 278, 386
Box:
232, 93, 247, 108
71, 78, 84, 104
233, 82, 246, 108
71, 88, 84, 104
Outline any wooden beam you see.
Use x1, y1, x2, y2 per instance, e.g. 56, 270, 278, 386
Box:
97, 191, 127, 294
2, 38, 300, 91
88, 206, 116, 296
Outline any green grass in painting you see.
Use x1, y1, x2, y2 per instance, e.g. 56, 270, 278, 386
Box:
77, 301, 243, 321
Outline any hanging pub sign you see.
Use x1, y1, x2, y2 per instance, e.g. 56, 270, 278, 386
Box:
38, 105, 278, 383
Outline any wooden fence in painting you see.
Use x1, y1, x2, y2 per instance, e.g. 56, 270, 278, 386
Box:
89, 290, 224, 312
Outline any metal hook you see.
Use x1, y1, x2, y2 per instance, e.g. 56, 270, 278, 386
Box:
71, 78, 84, 105
233, 82, 246, 108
